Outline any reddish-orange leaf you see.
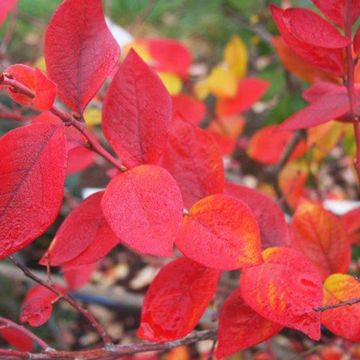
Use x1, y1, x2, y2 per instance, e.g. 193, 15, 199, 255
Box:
247, 125, 306, 165
282, 8, 349, 49
103, 50, 172, 168
172, 94, 206, 125
5, 64, 57, 110
240, 247, 323, 340
45, 0, 120, 112
225, 182, 290, 249
0, 121, 66, 259
62, 262, 97, 290
40, 192, 120, 266
341, 206, 360, 244
176, 194, 262, 270
0, 0, 16, 26
138, 257, 220, 342
102, 165, 183, 257
216, 288, 283, 358
160, 118, 224, 209
20, 285, 63, 327
354, 25, 360, 57
290, 201, 351, 280
216, 77, 269, 117
271, 5, 345, 76
322, 274, 360, 342
312, 0, 360, 28
0, 328, 33, 352
147, 38, 192, 79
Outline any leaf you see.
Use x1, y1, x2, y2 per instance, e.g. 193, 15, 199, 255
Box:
240, 247, 323, 340
67, 146, 95, 175
137, 257, 220, 342
45, 0, 120, 112
176, 194, 262, 270
0, 121, 66, 259
247, 125, 306, 165
40, 192, 120, 266
20, 285, 62, 327
224, 35, 248, 79
302, 82, 346, 103
0, 328, 33, 352
160, 118, 224, 209
225, 182, 290, 249
312, 0, 360, 28
341, 206, 360, 244
322, 274, 360, 342
0, 0, 16, 26
206, 66, 238, 98
158, 72, 182, 96
5, 64, 57, 110
271, 5, 345, 75
282, 8, 349, 49
172, 94, 206, 125
279, 91, 350, 131
102, 50, 172, 168
290, 201, 351, 280
147, 38, 192, 79
354, 25, 360, 57
102, 165, 183, 257
62, 262, 97, 290
216, 77, 269, 117
216, 288, 283, 358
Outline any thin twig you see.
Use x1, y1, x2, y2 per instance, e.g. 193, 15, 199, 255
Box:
9, 256, 113, 346
315, 297, 360, 312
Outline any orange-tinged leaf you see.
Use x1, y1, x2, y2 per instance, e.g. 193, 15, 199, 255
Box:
102, 50, 172, 168
225, 182, 290, 249
176, 194, 262, 270
160, 118, 224, 209
247, 125, 307, 165
224, 35, 248, 79
5, 64, 57, 110
216, 288, 283, 358
216, 77, 269, 117
240, 247, 323, 340
102, 165, 183, 257
0, 328, 33, 352
322, 274, 360, 342
138, 257, 220, 342
290, 201, 351, 280
341, 206, 360, 244
40, 192, 120, 266
206, 66, 238, 98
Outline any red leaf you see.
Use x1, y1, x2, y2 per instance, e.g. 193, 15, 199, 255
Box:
302, 82, 346, 103
0, 0, 16, 26
225, 182, 290, 249
62, 262, 97, 290
160, 118, 224, 209
45, 0, 120, 112
67, 146, 95, 175
0, 121, 66, 259
137, 257, 220, 342
312, 0, 360, 28
322, 274, 360, 342
0, 328, 33, 352
354, 25, 360, 57
5, 64, 57, 110
172, 94, 206, 125
216, 288, 283, 358
40, 192, 119, 266
279, 91, 350, 131
247, 125, 307, 164
271, 5, 345, 75
176, 194, 262, 270
102, 50, 172, 168
341, 206, 360, 244
216, 77, 269, 117
147, 38, 192, 79
20, 285, 62, 327
240, 247, 323, 340
290, 201, 351, 280
282, 8, 349, 49
102, 165, 183, 257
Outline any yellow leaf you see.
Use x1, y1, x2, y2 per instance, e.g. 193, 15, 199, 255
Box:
33, 56, 46, 72
224, 35, 248, 79
124, 41, 152, 62
84, 108, 101, 127
206, 65, 238, 98
194, 79, 209, 100
158, 71, 182, 96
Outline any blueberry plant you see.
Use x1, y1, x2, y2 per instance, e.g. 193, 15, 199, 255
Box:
0, 0, 360, 359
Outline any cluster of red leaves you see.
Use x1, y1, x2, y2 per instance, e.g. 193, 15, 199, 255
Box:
1, 0, 360, 358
